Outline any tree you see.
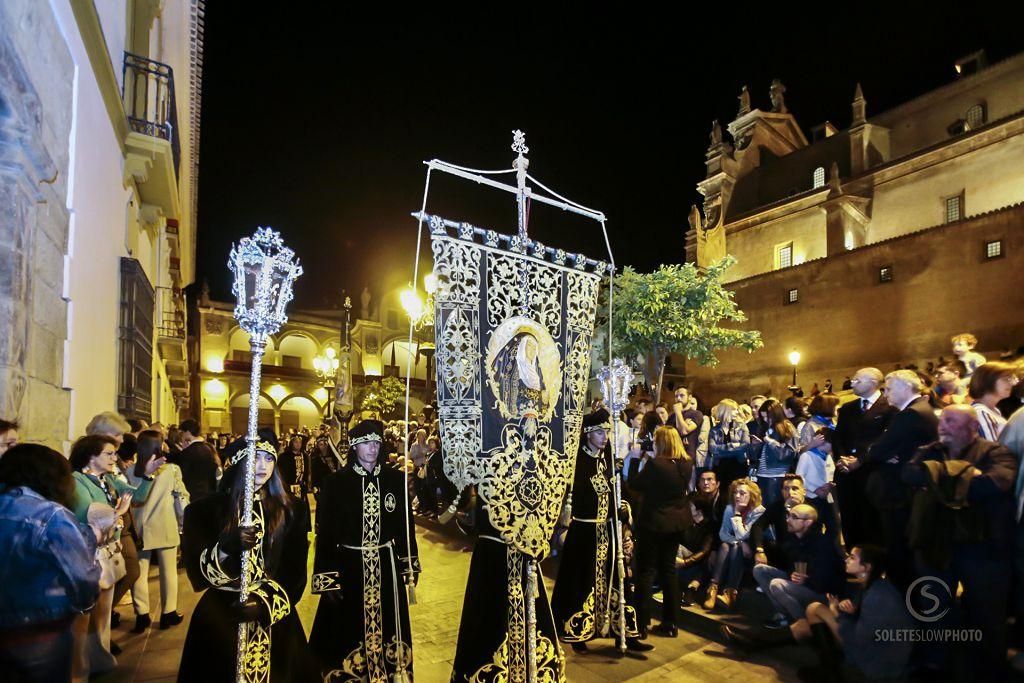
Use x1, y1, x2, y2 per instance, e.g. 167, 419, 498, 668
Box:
604, 256, 762, 397
359, 375, 406, 419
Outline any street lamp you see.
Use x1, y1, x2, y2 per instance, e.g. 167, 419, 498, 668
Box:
789, 349, 801, 387
314, 346, 340, 418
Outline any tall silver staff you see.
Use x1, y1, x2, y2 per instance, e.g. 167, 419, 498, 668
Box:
598, 358, 634, 655
228, 227, 302, 683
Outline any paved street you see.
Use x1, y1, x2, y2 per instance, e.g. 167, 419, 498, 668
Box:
97, 517, 800, 682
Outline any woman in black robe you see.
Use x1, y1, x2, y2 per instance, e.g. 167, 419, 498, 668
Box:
178, 441, 311, 682
551, 410, 645, 653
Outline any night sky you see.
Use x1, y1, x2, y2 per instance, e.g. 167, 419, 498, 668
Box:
195, 11, 1023, 309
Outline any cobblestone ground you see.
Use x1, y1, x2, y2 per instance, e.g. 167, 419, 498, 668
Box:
97, 518, 800, 682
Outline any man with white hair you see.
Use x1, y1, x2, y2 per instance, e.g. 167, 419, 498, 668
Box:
903, 404, 1016, 679
862, 370, 938, 588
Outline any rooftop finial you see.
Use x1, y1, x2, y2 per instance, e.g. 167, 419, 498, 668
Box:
851, 83, 866, 125
769, 79, 788, 114
512, 129, 529, 156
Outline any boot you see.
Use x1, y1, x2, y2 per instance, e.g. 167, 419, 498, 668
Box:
625, 636, 655, 652
721, 624, 795, 650
159, 611, 184, 629
131, 614, 151, 634
804, 623, 844, 682
681, 582, 700, 607
702, 583, 719, 611
717, 588, 739, 612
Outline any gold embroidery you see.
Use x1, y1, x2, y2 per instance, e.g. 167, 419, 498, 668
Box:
241, 498, 273, 683
312, 571, 341, 593
361, 479, 386, 682
561, 590, 596, 642
591, 463, 610, 637
467, 631, 566, 683
325, 635, 410, 683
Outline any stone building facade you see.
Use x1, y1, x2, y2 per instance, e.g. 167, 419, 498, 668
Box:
0, 1, 204, 448
685, 51, 1024, 403
195, 289, 432, 436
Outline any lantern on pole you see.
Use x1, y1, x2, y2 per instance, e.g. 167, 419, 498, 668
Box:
228, 227, 302, 682
597, 358, 636, 654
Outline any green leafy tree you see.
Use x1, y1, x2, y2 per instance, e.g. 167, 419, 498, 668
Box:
359, 375, 406, 419
605, 256, 762, 396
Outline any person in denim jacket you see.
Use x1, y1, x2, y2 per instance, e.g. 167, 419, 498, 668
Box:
708, 400, 751, 492
0, 444, 100, 682
755, 403, 799, 508
703, 479, 765, 611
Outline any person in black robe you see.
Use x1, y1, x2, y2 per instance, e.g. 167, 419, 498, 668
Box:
451, 499, 566, 681
551, 409, 647, 654
178, 440, 312, 682
309, 419, 420, 682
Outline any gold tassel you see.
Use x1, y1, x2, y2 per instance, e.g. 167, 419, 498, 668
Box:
558, 493, 573, 527
407, 581, 417, 605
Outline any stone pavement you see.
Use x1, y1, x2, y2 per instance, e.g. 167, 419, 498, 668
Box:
96, 518, 801, 682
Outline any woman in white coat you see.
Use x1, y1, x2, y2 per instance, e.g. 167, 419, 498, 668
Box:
127, 430, 189, 632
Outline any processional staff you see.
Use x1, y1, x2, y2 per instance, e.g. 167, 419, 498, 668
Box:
227, 228, 302, 683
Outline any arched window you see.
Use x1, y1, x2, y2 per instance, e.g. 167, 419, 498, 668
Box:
812, 166, 826, 189
965, 104, 986, 129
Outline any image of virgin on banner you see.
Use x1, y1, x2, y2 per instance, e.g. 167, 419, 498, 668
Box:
423, 214, 605, 682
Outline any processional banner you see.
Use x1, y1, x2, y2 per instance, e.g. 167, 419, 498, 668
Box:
426, 213, 605, 559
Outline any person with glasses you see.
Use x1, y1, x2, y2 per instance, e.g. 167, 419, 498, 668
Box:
751, 503, 843, 630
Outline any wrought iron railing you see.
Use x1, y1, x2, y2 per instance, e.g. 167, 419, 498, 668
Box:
122, 52, 180, 175
157, 286, 186, 340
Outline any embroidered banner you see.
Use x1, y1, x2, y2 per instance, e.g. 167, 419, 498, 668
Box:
427, 214, 604, 559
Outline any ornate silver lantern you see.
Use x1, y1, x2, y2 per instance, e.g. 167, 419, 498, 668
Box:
227, 227, 302, 682
597, 357, 636, 654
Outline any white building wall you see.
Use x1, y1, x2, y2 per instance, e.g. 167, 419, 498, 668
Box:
53, 0, 135, 438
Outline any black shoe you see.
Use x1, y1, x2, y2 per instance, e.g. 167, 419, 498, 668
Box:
626, 637, 655, 652
110, 642, 122, 656
570, 642, 589, 654
160, 611, 184, 629
681, 586, 699, 606
762, 612, 792, 630
131, 614, 151, 634
650, 623, 677, 638
110, 611, 121, 628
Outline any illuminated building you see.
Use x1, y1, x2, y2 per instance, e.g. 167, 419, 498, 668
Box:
0, 2, 204, 446
685, 51, 1024, 401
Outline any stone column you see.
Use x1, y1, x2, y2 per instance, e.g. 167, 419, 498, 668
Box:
0, 2, 74, 447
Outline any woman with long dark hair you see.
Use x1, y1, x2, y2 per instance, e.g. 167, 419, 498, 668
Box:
178, 440, 311, 682
0, 444, 100, 683
755, 403, 798, 508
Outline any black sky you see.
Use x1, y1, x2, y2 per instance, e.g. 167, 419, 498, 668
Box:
195, 11, 1023, 308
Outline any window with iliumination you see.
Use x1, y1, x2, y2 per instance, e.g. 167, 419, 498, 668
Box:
776, 243, 794, 270
985, 240, 1003, 259
965, 104, 986, 129
787, 288, 799, 304
945, 195, 963, 224
879, 266, 893, 283
812, 166, 826, 189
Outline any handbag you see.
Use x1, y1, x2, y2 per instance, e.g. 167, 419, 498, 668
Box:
96, 541, 127, 590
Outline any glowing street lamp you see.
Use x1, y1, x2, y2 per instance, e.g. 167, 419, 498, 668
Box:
314, 347, 340, 418
400, 285, 424, 322
789, 349, 801, 387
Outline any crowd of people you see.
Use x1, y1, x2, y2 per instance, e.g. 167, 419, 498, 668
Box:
579, 342, 1024, 682
2, 330, 1023, 682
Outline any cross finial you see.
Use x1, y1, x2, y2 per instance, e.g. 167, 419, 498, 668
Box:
512, 129, 529, 156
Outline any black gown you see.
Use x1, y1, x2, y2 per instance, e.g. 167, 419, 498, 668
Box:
309, 461, 420, 682
178, 492, 311, 682
551, 443, 638, 644
451, 502, 565, 682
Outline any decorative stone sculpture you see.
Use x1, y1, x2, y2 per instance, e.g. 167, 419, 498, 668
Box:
709, 119, 722, 147
360, 286, 371, 320
737, 86, 751, 116
770, 79, 788, 113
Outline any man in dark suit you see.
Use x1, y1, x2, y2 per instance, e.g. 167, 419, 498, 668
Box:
834, 368, 897, 547
171, 418, 220, 502
850, 370, 938, 588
